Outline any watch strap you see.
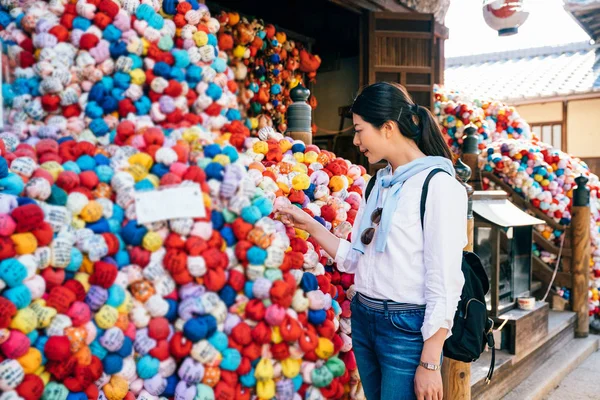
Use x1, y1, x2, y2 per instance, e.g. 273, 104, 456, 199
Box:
419, 361, 440, 371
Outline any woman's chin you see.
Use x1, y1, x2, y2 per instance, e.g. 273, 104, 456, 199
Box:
365, 152, 382, 164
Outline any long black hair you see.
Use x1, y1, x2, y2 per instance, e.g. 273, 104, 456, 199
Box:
350, 82, 453, 160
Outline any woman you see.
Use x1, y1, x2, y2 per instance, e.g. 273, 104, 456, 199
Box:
277, 82, 467, 400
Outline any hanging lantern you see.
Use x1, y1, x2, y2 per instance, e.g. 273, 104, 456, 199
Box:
483, 0, 529, 36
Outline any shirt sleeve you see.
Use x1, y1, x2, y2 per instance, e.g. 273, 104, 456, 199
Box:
333, 196, 367, 274
421, 174, 467, 341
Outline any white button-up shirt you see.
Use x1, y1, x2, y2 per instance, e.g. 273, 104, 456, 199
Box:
335, 167, 467, 341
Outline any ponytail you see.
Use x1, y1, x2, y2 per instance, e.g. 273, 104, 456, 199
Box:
350, 82, 453, 161
414, 105, 453, 160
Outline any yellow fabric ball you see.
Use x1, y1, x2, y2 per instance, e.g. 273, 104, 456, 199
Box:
40, 162, 63, 181
292, 164, 308, 174
103, 375, 129, 400
129, 69, 146, 85
18, 347, 42, 374
129, 153, 153, 171
304, 151, 318, 164
279, 140, 292, 153
329, 176, 346, 193
281, 358, 301, 378
95, 305, 119, 329
10, 308, 38, 334
253, 142, 269, 155
213, 154, 230, 166
127, 164, 148, 182
293, 153, 305, 163
315, 337, 334, 359
11, 232, 37, 255
142, 231, 163, 252
233, 45, 246, 59
292, 174, 310, 191
80, 201, 103, 223
256, 380, 275, 400
271, 326, 283, 344
193, 31, 208, 47
254, 358, 274, 380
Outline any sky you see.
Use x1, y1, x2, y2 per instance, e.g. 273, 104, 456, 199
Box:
444, 0, 592, 58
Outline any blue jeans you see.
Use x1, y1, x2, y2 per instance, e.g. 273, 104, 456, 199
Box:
351, 293, 426, 400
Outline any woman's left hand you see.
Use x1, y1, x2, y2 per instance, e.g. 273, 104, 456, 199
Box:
414, 366, 443, 400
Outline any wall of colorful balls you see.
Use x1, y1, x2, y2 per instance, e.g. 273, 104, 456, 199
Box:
434, 85, 600, 317
0, 1, 356, 399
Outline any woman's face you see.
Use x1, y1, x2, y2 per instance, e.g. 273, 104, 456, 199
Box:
352, 114, 388, 164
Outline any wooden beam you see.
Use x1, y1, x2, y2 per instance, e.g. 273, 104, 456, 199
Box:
374, 31, 433, 39
328, 0, 363, 14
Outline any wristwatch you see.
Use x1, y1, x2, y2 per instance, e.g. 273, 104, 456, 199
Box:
419, 361, 441, 371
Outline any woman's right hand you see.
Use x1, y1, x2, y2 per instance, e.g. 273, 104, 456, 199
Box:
276, 204, 316, 232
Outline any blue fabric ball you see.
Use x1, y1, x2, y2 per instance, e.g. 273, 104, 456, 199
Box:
62, 161, 81, 174
208, 331, 228, 352
301, 272, 319, 292
3, 285, 31, 309
150, 163, 170, 177
113, 72, 131, 89
220, 227, 235, 246
17, 197, 36, 206
220, 348, 241, 371
221, 146, 239, 163
183, 318, 208, 342
114, 250, 130, 268
211, 58, 226, 73
291, 143, 306, 153
247, 247, 267, 265
112, 204, 125, 223
66, 248, 83, 272
186, 65, 202, 85
95, 165, 114, 183
0, 259, 26, 287
89, 340, 108, 360
162, 0, 177, 14
240, 369, 256, 388
47, 185, 67, 206
111, 88, 125, 102
117, 337, 133, 357
89, 84, 107, 103
165, 299, 178, 322
94, 154, 110, 166
122, 220, 148, 246
240, 205, 261, 225
135, 179, 155, 191
154, 62, 171, 78
206, 83, 223, 101
172, 50, 190, 68
101, 96, 119, 114
107, 285, 126, 307
163, 375, 178, 397
244, 281, 254, 299
253, 197, 273, 217
226, 109, 241, 121
170, 67, 185, 82
211, 210, 225, 230
135, 96, 151, 115
219, 285, 236, 308
87, 218, 110, 234
137, 355, 160, 379
90, 119, 109, 136
204, 144, 221, 158
0, 174, 24, 196
102, 354, 123, 374
205, 162, 224, 181
72, 16, 92, 31
109, 41, 128, 59
76, 155, 96, 171
85, 102, 104, 119
308, 309, 327, 325
66, 393, 87, 400
103, 24, 122, 42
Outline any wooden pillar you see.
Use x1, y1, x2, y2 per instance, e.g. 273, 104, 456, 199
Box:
286, 84, 313, 145
441, 158, 473, 399
571, 175, 590, 338
461, 124, 482, 191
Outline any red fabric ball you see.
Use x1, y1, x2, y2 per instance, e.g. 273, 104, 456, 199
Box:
232, 218, 253, 241
280, 316, 302, 343
101, 233, 119, 255
204, 268, 226, 292
250, 321, 271, 344
169, 332, 192, 359
11, 204, 44, 232
289, 238, 308, 254
19, 51, 35, 68
184, 236, 207, 256
164, 249, 187, 276
44, 336, 72, 361
46, 286, 76, 314
56, 171, 80, 192
227, 269, 245, 292
231, 322, 252, 346
32, 222, 53, 246
89, 261, 118, 288
320, 205, 336, 222
0, 297, 17, 329
48, 25, 69, 42
214, 381, 235, 400
79, 171, 99, 189
63, 280, 87, 302
32, 168, 54, 185
41, 268, 65, 290
98, 0, 119, 17
41, 94, 61, 112
148, 339, 169, 361
148, 318, 170, 340
129, 246, 150, 268
241, 342, 261, 361
16, 374, 44, 400
236, 357, 251, 376
79, 33, 99, 50
0, 237, 16, 261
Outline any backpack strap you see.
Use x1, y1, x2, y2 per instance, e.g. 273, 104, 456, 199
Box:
420, 168, 451, 230
364, 175, 376, 202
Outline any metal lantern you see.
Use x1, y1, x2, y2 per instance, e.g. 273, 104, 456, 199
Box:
472, 190, 545, 316
483, 0, 530, 36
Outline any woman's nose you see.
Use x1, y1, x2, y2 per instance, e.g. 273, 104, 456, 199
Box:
353, 134, 360, 147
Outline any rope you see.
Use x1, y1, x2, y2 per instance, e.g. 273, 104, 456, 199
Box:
313, 125, 355, 135
542, 230, 567, 302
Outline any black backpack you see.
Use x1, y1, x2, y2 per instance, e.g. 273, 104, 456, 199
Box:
365, 168, 496, 382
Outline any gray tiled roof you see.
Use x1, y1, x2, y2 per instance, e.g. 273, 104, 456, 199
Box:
444, 41, 600, 103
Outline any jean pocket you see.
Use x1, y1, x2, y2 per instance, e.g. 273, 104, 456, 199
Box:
389, 311, 424, 335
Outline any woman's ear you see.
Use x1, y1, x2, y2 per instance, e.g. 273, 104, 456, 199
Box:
383, 121, 396, 139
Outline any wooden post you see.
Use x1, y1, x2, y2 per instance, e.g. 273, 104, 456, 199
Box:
286, 84, 313, 145
441, 158, 472, 399
461, 125, 482, 191
571, 175, 590, 338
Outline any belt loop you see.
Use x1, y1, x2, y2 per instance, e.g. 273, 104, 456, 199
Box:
383, 300, 388, 319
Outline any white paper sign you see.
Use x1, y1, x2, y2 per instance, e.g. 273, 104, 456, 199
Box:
134, 184, 206, 224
